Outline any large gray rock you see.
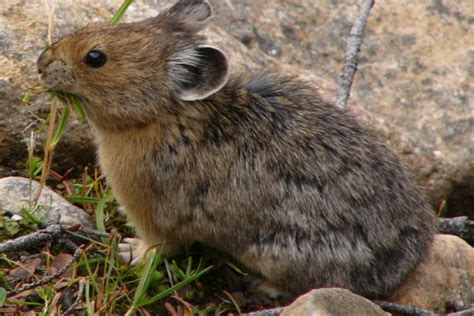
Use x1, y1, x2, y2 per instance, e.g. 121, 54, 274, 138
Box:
0, 176, 94, 228
1, 0, 472, 217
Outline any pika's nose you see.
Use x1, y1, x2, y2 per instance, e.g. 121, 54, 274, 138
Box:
37, 49, 52, 75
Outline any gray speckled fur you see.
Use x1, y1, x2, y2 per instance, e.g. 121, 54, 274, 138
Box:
38, 0, 436, 299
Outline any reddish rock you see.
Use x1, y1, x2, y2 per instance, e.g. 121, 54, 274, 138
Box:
390, 234, 474, 313
280, 288, 389, 316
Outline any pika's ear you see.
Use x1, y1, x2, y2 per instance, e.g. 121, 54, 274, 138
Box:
166, 0, 213, 27
168, 45, 229, 101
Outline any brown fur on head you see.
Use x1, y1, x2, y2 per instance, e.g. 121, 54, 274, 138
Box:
37, 0, 229, 130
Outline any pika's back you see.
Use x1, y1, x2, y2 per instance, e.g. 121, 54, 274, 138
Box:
165, 72, 437, 298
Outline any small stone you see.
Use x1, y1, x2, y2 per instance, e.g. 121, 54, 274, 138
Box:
389, 234, 474, 313
280, 288, 389, 316
11, 214, 23, 221
0, 176, 94, 228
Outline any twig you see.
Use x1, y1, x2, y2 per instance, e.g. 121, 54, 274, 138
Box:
62, 279, 86, 315
222, 290, 242, 315
336, 0, 375, 109
0, 223, 98, 253
78, 226, 111, 238
7, 246, 83, 297
58, 237, 82, 253
172, 295, 199, 315
373, 300, 436, 316
165, 302, 179, 316
0, 222, 111, 254
0, 224, 65, 253
438, 216, 474, 244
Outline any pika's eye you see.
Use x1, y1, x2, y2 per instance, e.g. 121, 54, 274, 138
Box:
85, 50, 107, 68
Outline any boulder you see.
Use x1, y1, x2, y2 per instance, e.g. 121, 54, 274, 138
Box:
389, 234, 474, 313
0, 176, 94, 228
1, 0, 472, 217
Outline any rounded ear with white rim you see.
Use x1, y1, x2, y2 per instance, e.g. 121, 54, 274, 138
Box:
168, 45, 229, 101
167, 0, 213, 27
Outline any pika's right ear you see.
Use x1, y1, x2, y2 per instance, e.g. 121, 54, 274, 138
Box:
162, 0, 213, 28
168, 45, 229, 101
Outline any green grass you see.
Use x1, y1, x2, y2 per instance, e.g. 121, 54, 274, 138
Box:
0, 167, 279, 314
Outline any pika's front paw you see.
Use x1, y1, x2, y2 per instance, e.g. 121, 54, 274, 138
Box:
118, 238, 151, 265
251, 278, 288, 299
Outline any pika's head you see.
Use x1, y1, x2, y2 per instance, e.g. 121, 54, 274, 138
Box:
37, 0, 229, 129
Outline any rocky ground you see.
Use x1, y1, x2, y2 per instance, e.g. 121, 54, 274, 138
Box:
0, 0, 473, 315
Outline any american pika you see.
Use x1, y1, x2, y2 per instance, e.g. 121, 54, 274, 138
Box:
37, 0, 436, 299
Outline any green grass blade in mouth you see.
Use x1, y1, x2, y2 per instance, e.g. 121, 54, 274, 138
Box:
110, 0, 134, 25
